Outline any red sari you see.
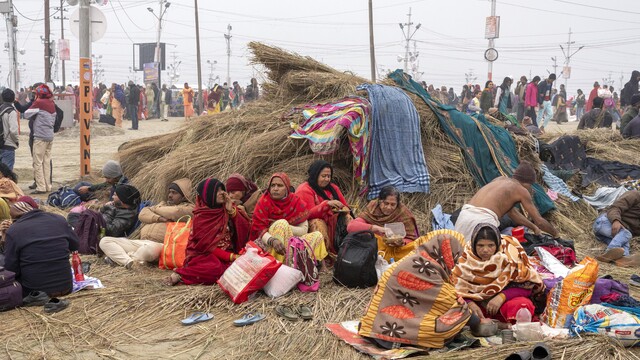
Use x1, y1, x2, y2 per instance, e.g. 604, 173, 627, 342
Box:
295, 181, 348, 254
249, 173, 309, 241
176, 196, 250, 285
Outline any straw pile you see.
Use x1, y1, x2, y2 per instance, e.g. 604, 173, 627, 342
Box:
6, 43, 640, 359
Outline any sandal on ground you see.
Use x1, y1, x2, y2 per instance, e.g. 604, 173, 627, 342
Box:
275, 305, 299, 321
297, 305, 313, 320
531, 342, 551, 360
233, 313, 266, 327
505, 349, 532, 360
181, 312, 214, 326
595, 248, 625, 264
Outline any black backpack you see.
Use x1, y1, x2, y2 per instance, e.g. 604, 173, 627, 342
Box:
0, 266, 23, 311
333, 231, 378, 288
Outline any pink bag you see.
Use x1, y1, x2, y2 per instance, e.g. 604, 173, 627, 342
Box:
285, 237, 320, 292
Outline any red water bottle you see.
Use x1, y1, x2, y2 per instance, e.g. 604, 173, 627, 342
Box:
72, 251, 85, 281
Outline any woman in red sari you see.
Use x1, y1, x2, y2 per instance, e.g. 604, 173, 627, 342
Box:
295, 160, 351, 255
250, 172, 327, 264
166, 178, 250, 286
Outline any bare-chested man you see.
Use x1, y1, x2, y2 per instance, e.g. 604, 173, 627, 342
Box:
455, 161, 559, 242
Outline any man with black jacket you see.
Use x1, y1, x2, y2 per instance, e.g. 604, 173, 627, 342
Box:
160, 84, 171, 121
621, 70, 640, 110
100, 184, 141, 238
127, 81, 140, 130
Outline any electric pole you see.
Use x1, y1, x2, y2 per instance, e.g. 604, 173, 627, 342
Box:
55, 0, 66, 86
44, 0, 51, 83
551, 57, 558, 78
399, 8, 421, 74
1, 0, 18, 91
487, 0, 496, 81
368, 0, 376, 82
465, 69, 477, 85
559, 27, 583, 94
224, 24, 232, 86
620, 71, 624, 91
194, 0, 203, 115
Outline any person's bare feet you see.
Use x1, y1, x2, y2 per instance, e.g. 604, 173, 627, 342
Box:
164, 272, 181, 286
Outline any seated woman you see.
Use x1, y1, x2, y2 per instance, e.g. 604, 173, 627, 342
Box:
296, 160, 350, 255
166, 178, 250, 286
359, 230, 473, 350
250, 172, 327, 264
347, 186, 419, 262
0, 163, 23, 202
225, 173, 260, 218
452, 223, 544, 326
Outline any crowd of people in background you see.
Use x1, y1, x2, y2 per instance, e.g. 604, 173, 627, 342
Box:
419, 69, 640, 137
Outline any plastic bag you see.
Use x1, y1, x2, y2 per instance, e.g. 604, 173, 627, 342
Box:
375, 254, 390, 280
571, 304, 640, 347
535, 246, 570, 278
542, 257, 599, 328
262, 265, 303, 298
513, 322, 544, 341
217, 247, 281, 304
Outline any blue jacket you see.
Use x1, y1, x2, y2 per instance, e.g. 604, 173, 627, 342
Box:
537, 80, 553, 104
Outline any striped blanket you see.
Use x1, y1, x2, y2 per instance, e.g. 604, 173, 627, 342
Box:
289, 96, 371, 186
357, 83, 430, 199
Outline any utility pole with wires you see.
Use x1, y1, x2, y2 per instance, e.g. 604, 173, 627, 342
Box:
368, 0, 376, 82
206, 60, 218, 88
464, 69, 477, 85
54, 0, 68, 86
194, 0, 203, 116
620, 71, 624, 91
44, 0, 51, 83
1, 0, 18, 91
550, 57, 558, 78
559, 27, 583, 94
399, 7, 421, 74
224, 24, 232, 86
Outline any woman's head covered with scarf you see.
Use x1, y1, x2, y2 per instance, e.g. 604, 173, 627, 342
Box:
470, 223, 501, 261
10, 196, 39, 218
196, 178, 225, 209
35, 84, 53, 99
306, 160, 339, 201
225, 174, 258, 203
249, 172, 309, 240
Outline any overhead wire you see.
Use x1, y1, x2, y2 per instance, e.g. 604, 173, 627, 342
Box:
109, 1, 135, 43
14, 5, 59, 22
116, 0, 156, 31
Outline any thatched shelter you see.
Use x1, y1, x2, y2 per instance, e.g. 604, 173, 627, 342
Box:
3, 43, 640, 359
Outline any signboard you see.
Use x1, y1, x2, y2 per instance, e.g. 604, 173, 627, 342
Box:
485, 16, 500, 39
143, 62, 159, 85
562, 66, 571, 79
58, 39, 70, 61
79, 57, 92, 176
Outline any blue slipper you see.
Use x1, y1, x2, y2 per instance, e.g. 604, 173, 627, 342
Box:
181, 312, 214, 326
233, 312, 266, 327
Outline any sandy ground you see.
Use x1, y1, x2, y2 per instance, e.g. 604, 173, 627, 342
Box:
14, 116, 184, 197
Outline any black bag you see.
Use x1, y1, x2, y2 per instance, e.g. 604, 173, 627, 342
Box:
99, 114, 116, 126
0, 266, 23, 311
333, 231, 378, 288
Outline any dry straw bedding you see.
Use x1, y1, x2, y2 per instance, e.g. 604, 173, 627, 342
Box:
4, 43, 640, 358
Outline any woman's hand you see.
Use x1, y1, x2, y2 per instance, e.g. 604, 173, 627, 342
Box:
467, 302, 485, 319
269, 237, 286, 255
222, 192, 234, 212
327, 200, 343, 209
0, 219, 12, 232
370, 225, 387, 236
77, 186, 90, 195
486, 294, 506, 316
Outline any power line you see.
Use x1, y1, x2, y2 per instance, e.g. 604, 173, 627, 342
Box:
550, 0, 640, 16
109, 2, 135, 43
14, 5, 59, 22
116, 0, 156, 31
499, 1, 640, 25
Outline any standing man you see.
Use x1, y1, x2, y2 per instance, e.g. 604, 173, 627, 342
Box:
525, 76, 540, 126
127, 81, 140, 130
537, 73, 556, 132
182, 83, 194, 120
24, 85, 55, 195
152, 82, 160, 119
160, 84, 171, 122
221, 82, 230, 111
0, 89, 19, 170
514, 76, 527, 121
621, 70, 640, 111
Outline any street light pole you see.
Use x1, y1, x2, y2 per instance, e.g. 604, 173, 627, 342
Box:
149, 1, 170, 86
194, 0, 203, 115
224, 24, 232, 86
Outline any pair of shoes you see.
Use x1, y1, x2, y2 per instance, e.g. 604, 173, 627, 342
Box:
161, 119, 168, 122
233, 313, 266, 327
615, 253, 640, 267
125, 260, 145, 270
44, 298, 69, 314
595, 247, 625, 263
275, 305, 313, 321
127, 128, 138, 130
181, 312, 214, 326
30, 190, 47, 195
22, 291, 50, 307
504, 342, 551, 360
28, 182, 37, 190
